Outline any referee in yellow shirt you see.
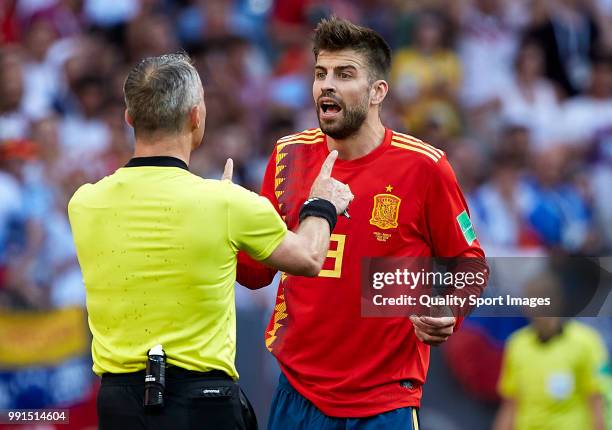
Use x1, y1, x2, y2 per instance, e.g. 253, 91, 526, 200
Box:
68, 53, 352, 430
493, 273, 607, 430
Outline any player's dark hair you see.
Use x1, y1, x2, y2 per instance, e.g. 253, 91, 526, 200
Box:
312, 17, 391, 81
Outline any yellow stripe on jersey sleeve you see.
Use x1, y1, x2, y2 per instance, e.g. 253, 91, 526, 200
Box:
277, 136, 324, 152
278, 128, 323, 142
391, 140, 441, 162
393, 132, 444, 157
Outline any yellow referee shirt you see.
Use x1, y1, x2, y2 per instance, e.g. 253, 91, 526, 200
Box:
68, 157, 287, 378
498, 320, 607, 430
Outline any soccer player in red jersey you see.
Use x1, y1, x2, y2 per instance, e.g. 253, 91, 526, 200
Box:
238, 17, 488, 429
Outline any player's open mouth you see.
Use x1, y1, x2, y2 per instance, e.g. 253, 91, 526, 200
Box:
319, 98, 342, 119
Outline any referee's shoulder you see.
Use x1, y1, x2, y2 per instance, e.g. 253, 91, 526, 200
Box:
67, 170, 124, 209
67, 181, 95, 209
504, 325, 533, 350
388, 130, 446, 166
274, 128, 325, 151
566, 320, 605, 347
216, 178, 259, 198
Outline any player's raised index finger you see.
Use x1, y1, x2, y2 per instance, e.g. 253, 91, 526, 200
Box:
318, 150, 338, 178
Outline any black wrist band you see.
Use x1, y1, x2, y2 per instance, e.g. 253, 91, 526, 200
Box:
299, 198, 337, 231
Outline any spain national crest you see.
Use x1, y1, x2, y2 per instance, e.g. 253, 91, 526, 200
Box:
369, 193, 401, 230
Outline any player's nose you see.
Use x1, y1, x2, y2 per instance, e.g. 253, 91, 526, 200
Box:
320, 76, 337, 93
319, 88, 337, 103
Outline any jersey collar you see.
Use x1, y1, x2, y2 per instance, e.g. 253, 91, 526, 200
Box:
321, 127, 392, 169
125, 156, 189, 171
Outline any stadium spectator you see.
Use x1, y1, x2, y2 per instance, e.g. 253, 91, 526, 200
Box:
561, 54, 612, 146
458, 0, 519, 111
0, 138, 47, 309
391, 9, 462, 137
527, 0, 602, 97
526, 147, 594, 252
20, 17, 60, 120
497, 38, 564, 150
588, 125, 612, 252
469, 147, 540, 251
58, 75, 111, 165
0, 47, 29, 140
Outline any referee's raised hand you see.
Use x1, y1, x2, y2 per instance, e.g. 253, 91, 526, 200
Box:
309, 150, 354, 215
222, 158, 233, 182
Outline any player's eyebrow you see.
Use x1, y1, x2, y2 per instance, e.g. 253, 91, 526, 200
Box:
315, 65, 358, 72
335, 65, 357, 73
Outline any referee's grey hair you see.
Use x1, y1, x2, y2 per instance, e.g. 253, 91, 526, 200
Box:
124, 52, 202, 135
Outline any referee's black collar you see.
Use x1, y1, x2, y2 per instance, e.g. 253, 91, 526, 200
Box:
125, 156, 189, 171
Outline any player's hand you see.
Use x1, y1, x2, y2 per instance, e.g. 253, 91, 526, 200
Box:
309, 150, 354, 214
410, 315, 455, 346
222, 158, 233, 181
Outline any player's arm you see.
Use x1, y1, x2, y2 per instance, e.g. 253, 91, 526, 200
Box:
227, 151, 352, 277
582, 332, 608, 430
413, 155, 489, 343
423, 155, 488, 274
236, 251, 277, 289
590, 394, 605, 430
494, 335, 518, 430
236, 146, 284, 288
262, 216, 331, 276
492, 398, 515, 430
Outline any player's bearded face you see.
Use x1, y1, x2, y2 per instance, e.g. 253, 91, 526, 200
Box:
316, 90, 369, 140
313, 49, 372, 140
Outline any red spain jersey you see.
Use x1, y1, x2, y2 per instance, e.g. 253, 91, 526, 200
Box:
238, 127, 486, 417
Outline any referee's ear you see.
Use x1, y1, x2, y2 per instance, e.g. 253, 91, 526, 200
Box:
124, 109, 134, 128
190, 102, 206, 131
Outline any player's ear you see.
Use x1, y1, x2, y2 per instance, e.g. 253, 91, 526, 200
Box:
370, 80, 388, 106
124, 109, 134, 128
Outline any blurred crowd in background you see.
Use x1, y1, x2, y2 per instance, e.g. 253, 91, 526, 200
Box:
1, 0, 612, 428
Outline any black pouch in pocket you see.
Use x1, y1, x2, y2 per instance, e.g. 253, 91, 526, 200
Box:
187, 380, 243, 429
199, 386, 233, 398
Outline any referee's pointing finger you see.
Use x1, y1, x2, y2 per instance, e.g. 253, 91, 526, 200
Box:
222, 158, 233, 182
319, 150, 338, 178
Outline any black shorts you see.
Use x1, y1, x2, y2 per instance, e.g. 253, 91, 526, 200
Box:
98, 366, 257, 430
